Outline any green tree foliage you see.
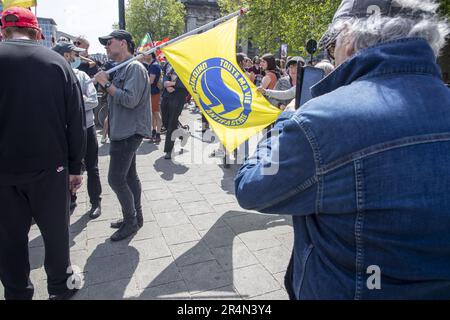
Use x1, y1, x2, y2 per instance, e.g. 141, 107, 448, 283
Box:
125, 0, 185, 44
439, 0, 450, 16
218, 0, 341, 56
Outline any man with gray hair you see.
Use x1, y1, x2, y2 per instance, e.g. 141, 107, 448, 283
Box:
235, 0, 450, 299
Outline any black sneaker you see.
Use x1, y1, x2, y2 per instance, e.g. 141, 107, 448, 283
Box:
49, 288, 78, 300
110, 222, 139, 242
88, 205, 102, 220
110, 213, 143, 229
110, 219, 124, 229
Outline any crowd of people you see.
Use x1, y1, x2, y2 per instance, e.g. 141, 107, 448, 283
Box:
1, 0, 450, 301
0, 6, 305, 299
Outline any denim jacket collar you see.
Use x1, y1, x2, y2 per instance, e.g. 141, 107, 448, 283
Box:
311, 38, 442, 98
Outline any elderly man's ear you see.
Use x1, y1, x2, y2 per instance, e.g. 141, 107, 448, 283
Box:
335, 34, 356, 66
345, 38, 356, 58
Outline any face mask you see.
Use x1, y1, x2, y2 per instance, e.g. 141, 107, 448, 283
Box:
71, 57, 81, 69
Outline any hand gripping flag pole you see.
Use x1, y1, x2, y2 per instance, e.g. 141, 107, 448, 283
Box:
104, 8, 248, 76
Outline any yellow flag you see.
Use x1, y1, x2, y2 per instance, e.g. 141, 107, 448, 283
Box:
162, 17, 282, 152
4, 0, 36, 9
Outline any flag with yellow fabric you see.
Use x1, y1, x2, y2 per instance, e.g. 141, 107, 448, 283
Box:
161, 17, 282, 152
3, 0, 36, 9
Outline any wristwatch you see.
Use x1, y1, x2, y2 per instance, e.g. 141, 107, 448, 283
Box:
104, 82, 112, 89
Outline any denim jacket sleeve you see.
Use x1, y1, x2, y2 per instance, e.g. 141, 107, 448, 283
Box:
234, 113, 318, 215
114, 63, 148, 109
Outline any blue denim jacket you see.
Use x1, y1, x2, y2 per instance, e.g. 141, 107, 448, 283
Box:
235, 38, 450, 299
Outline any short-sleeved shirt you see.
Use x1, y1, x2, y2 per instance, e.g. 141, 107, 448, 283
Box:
148, 61, 162, 95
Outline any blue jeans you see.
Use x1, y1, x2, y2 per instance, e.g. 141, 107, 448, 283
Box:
108, 135, 143, 224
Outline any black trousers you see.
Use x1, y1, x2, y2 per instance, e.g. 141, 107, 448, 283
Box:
71, 125, 102, 206
161, 93, 185, 153
0, 170, 71, 300
108, 135, 143, 224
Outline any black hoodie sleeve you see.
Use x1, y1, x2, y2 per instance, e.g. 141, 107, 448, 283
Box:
65, 70, 87, 175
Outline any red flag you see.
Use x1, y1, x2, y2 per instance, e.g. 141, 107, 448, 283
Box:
153, 38, 170, 62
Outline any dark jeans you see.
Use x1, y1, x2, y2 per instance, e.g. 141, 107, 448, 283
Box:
108, 135, 143, 224
0, 170, 71, 300
161, 93, 185, 153
71, 126, 102, 207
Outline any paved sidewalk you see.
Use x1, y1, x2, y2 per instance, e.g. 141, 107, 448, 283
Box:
0, 109, 293, 300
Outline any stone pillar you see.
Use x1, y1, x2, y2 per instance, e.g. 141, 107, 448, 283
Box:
186, 15, 197, 32
182, 1, 220, 32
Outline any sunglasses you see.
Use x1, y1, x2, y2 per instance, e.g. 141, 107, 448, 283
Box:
106, 38, 126, 46
74, 41, 81, 46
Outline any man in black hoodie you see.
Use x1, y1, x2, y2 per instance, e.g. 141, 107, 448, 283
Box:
0, 7, 86, 300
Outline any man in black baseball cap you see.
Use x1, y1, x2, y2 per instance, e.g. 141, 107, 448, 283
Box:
94, 29, 151, 242
53, 41, 103, 221
52, 41, 86, 53
52, 41, 86, 67
99, 30, 135, 55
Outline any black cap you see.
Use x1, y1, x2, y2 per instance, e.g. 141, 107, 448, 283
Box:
52, 41, 86, 55
99, 30, 133, 46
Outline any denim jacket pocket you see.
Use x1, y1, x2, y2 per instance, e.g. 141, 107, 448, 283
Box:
296, 244, 314, 298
